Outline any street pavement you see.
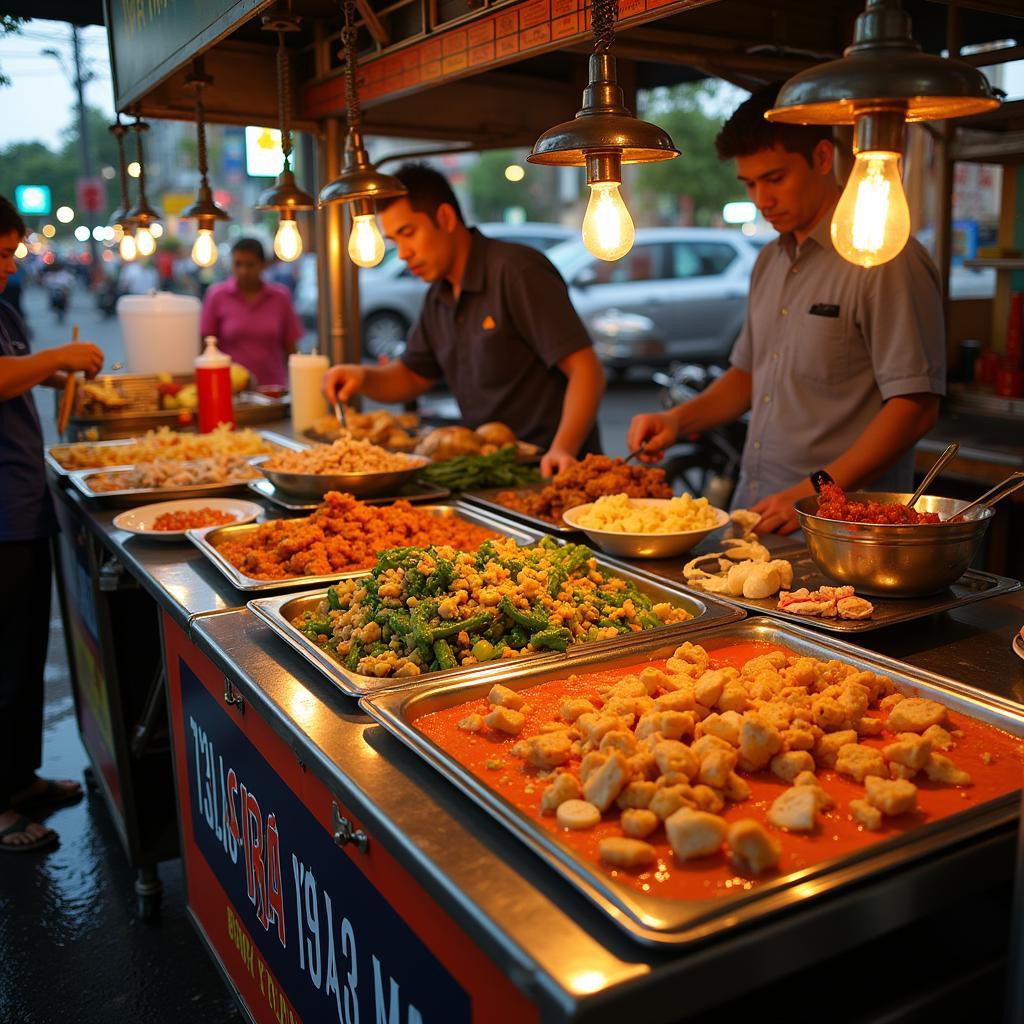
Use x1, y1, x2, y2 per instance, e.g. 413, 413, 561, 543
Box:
3, 281, 663, 1023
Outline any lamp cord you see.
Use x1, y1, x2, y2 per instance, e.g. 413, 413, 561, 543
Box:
276, 30, 293, 170
111, 121, 130, 213
592, 0, 616, 54
132, 116, 149, 206
194, 80, 210, 188
341, 0, 362, 131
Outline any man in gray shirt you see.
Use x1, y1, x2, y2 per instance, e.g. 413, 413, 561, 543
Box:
628, 84, 944, 533
324, 164, 605, 476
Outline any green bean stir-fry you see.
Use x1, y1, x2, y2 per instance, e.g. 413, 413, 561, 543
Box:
292, 536, 691, 679
419, 446, 540, 492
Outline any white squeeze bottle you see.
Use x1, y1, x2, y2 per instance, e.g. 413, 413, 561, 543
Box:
289, 349, 329, 433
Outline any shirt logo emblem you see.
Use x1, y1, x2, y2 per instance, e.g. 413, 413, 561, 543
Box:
481, 315, 496, 330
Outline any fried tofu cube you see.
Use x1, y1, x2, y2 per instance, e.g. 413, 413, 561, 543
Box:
782, 725, 817, 752
883, 732, 933, 772
540, 772, 582, 814
577, 713, 628, 746
768, 787, 819, 832
458, 714, 484, 732
582, 751, 630, 812
617, 780, 658, 809
923, 753, 972, 786
812, 696, 848, 731
814, 729, 859, 768
599, 729, 637, 757
727, 819, 780, 876
621, 808, 659, 839
666, 807, 726, 861
635, 710, 694, 742
668, 642, 711, 676
603, 695, 656, 720
517, 731, 574, 769
691, 784, 725, 814
771, 750, 816, 783
835, 743, 887, 783
724, 771, 752, 802
698, 711, 742, 746
718, 682, 750, 713
654, 689, 697, 713
694, 669, 730, 708
605, 676, 647, 699
639, 666, 674, 695
691, 733, 733, 759
485, 706, 525, 735
923, 724, 954, 751
579, 751, 608, 783
865, 776, 918, 816
879, 692, 905, 712
850, 798, 883, 831
856, 716, 885, 737
739, 713, 784, 770
888, 762, 917, 780
699, 748, 738, 789
488, 683, 524, 710
886, 697, 947, 734
649, 784, 697, 820
559, 697, 596, 722
598, 836, 657, 868
626, 751, 659, 781
652, 739, 698, 779
793, 770, 818, 787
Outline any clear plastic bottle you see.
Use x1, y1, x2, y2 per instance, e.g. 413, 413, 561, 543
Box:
195, 335, 235, 432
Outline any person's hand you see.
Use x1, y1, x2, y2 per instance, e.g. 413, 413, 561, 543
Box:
322, 363, 366, 405
540, 446, 576, 478
626, 411, 679, 463
56, 342, 104, 379
750, 483, 808, 535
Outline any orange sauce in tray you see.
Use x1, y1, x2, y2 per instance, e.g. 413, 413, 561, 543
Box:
416, 642, 1024, 902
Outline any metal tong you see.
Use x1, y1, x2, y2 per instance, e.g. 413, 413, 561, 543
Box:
905, 442, 959, 509
333, 400, 348, 433
948, 471, 1024, 522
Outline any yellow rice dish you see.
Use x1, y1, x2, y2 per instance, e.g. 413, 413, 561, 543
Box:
571, 493, 719, 534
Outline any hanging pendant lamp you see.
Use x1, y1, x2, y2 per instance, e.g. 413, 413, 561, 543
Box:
318, 0, 406, 268
125, 116, 161, 258
108, 118, 137, 262
254, 11, 315, 263
528, 0, 678, 261
180, 60, 231, 269
766, 0, 999, 268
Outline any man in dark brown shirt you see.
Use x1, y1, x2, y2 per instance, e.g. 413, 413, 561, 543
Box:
323, 164, 605, 475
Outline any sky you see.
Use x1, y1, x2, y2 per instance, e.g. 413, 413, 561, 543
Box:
0, 22, 114, 150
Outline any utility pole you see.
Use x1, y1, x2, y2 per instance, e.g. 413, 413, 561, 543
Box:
70, 23, 99, 272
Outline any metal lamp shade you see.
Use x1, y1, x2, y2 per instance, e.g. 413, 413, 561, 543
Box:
108, 206, 134, 230
180, 185, 230, 224
125, 197, 160, 228
529, 54, 679, 167
766, 0, 999, 125
255, 168, 315, 212
319, 129, 407, 207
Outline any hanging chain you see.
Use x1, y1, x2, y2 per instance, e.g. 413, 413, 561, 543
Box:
112, 120, 131, 212
194, 78, 210, 186
133, 115, 149, 205
592, 0, 616, 54
276, 30, 293, 170
341, 0, 362, 130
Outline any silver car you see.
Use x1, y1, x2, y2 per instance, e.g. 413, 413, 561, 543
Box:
295, 222, 573, 360
546, 227, 761, 371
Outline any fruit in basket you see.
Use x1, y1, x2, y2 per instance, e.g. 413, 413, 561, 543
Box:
176, 383, 199, 410
230, 363, 251, 393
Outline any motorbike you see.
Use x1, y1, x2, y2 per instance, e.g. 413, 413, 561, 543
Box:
651, 362, 748, 509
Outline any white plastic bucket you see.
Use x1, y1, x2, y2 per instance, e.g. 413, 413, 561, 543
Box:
116, 292, 201, 374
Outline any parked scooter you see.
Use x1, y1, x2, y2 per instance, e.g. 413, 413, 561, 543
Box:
651, 363, 748, 509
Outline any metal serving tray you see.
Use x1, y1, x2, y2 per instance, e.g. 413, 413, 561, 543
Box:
246, 476, 452, 511
190, 502, 546, 594
248, 558, 742, 697
68, 464, 265, 507
461, 486, 581, 535
361, 616, 1024, 946
46, 428, 305, 479
630, 545, 1022, 633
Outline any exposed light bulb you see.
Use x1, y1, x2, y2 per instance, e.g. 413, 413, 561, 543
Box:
135, 224, 156, 257
191, 228, 218, 268
274, 215, 302, 262
14, 242, 27, 259
831, 151, 910, 268
348, 214, 385, 268
119, 232, 137, 262
582, 181, 634, 261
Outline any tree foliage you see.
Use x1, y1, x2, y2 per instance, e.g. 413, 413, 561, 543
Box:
0, 16, 26, 87
464, 149, 561, 223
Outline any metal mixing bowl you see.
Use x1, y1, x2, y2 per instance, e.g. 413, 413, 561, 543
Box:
794, 492, 994, 597
253, 454, 430, 500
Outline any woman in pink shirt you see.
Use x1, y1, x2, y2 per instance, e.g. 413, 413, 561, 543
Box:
199, 238, 303, 387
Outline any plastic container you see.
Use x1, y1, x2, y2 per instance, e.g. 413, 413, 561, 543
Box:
288, 351, 329, 433
195, 335, 235, 432
116, 292, 201, 374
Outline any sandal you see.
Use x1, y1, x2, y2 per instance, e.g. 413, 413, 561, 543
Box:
10, 777, 83, 813
0, 814, 58, 854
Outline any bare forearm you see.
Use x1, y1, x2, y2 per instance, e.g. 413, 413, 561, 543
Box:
670, 367, 752, 435
551, 353, 605, 456
0, 351, 60, 402
360, 360, 432, 404
825, 394, 939, 488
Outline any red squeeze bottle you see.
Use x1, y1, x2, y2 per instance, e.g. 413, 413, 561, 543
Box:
195, 335, 235, 432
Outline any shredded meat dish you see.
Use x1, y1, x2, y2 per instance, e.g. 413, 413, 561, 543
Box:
816, 482, 940, 525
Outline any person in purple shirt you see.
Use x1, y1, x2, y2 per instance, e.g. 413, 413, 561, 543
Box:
200, 237, 303, 387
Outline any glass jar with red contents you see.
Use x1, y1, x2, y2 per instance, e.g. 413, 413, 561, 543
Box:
195, 335, 235, 432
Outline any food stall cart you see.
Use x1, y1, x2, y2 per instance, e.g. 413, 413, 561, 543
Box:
25, 0, 1024, 1016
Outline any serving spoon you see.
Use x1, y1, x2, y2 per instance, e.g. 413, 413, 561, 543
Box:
947, 470, 1024, 522
905, 442, 959, 510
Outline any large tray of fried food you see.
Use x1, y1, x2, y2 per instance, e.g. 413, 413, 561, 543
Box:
463, 454, 674, 532
47, 424, 284, 473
